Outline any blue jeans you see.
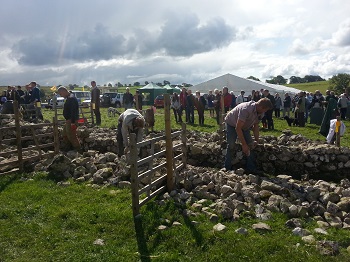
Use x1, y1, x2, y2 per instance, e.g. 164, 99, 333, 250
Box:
224, 123, 256, 171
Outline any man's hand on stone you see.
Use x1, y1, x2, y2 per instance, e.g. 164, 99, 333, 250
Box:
242, 144, 250, 156
249, 140, 258, 149
124, 147, 129, 155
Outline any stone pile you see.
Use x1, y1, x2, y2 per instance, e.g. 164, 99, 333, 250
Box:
158, 165, 350, 256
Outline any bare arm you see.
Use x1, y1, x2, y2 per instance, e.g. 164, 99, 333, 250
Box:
252, 123, 259, 142
236, 119, 250, 155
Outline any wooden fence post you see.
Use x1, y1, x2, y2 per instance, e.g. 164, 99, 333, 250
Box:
129, 133, 140, 217
220, 94, 225, 124
181, 122, 187, 169
164, 94, 174, 192
13, 101, 23, 172
135, 94, 139, 111
53, 116, 60, 153
336, 116, 341, 147
90, 104, 95, 125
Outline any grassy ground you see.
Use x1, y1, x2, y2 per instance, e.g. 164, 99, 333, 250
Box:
1, 173, 350, 261
286, 81, 330, 94
44, 106, 350, 147
3, 82, 350, 261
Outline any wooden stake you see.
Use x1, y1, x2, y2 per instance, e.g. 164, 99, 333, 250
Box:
13, 101, 23, 172
181, 122, 187, 169
164, 94, 174, 192
53, 116, 59, 154
336, 116, 341, 147
129, 133, 140, 217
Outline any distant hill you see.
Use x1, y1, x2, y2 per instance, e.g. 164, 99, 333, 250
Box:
286, 80, 330, 94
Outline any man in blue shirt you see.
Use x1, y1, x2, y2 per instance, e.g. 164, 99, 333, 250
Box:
29, 81, 43, 120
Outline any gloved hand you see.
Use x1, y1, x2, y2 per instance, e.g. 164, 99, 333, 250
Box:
71, 124, 78, 131
124, 147, 129, 155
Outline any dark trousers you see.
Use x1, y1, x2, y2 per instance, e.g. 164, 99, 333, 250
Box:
94, 107, 101, 125
215, 107, 221, 125
298, 112, 305, 127
225, 124, 256, 171
340, 108, 347, 120
274, 108, 280, 118
266, 109, 274, 129
173, 108, 180, 122
179, 105, 187, 122
198, 110, 204, 126
186, 106, 194, 124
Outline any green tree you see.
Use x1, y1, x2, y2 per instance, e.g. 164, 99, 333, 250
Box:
247, 76, 260, 81
133, 82, 140, 86
289, 76, 304, 84
145, 81, 149, 85
266, 75, 287, 85
329, 73, 350, 94
304, 75, 325, 82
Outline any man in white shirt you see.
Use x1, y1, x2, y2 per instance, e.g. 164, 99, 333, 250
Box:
236, 90, 245, 105
117, 109, 145, 155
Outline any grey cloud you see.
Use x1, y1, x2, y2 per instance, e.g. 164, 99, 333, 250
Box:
157, 14, 237, 56
11, 14, 237, 66
12, 24, 132, 66
333, 19, 350, 46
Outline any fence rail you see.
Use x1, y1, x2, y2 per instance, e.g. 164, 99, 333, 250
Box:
130, 94, 187, 217
0, 101, 60, 175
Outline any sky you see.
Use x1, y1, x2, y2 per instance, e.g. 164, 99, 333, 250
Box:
1, 0, 350, 87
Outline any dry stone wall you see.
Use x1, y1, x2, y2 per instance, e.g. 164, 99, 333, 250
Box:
1, 116, 350, 180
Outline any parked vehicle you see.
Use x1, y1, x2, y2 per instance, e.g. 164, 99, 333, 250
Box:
71, 91, 91, 105
154, 95, 164, 108
101, 92, 124, 108
49, 96, 65, 108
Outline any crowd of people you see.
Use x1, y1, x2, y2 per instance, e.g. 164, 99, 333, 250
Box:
168, 86, 350, 129
0, 82, 43, 119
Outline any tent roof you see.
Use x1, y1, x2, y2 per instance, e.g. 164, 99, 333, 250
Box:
139, 82, 164, 90
190, 73, 302, 95
163, 84, 173, 90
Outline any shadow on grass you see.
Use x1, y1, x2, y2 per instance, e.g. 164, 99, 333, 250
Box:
0, 173, 22, 193
134, 216, 151, 262
182, 214, 204, 247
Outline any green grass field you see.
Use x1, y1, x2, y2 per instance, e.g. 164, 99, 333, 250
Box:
1, 173, 350, 261
2, 80, 350, 261
286, 81, 330, 94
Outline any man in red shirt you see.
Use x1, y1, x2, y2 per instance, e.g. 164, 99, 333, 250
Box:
179, 87, 187, 123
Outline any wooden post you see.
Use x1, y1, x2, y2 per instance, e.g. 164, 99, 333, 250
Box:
147, 140, 155, 197
53, 116, 59, 153
129, 133, 140, 217
218, 95, 226, 143
53, 96, 58, 121
164, 94, 174, 192
135, 94, 139, 111
181, 122, 187, 169
90, 104, 95, 125
336, 116, 341, 147
220, 94, 225, 124
13, 101, 23, 172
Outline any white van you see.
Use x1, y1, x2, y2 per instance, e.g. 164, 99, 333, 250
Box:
71, 91, 91, 105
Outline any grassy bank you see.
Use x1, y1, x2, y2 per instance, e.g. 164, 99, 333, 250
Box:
1, 173, 350, 261
286, 81, 330, 94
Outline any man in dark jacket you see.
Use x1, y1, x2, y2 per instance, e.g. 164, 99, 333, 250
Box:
262, 89, 275, 129
123, 87, 134, 110
57, 86, 80, 150
91, 80, 101, 125
283, 93, 291, 117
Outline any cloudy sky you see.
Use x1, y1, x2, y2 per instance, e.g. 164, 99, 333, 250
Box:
1, 0, 350, 87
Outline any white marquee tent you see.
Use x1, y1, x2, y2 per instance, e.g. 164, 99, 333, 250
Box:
190, 73, 302, 95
